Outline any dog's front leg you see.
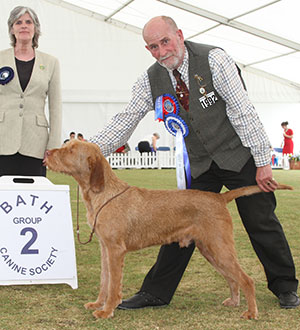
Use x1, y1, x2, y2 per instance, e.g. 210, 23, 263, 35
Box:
93, 244, 126, 319
85, 241, 109, 311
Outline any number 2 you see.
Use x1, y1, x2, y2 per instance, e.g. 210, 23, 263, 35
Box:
20, 227, 39, 254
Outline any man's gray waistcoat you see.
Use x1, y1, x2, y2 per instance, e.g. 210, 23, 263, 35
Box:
147, 41, 251, 178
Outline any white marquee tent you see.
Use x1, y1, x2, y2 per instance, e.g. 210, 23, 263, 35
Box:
1, 0, 300, 153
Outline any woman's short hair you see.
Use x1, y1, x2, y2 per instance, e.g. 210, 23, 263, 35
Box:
7, 6, 41, 48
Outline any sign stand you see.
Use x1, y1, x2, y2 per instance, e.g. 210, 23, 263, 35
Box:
0, 176, 77, 289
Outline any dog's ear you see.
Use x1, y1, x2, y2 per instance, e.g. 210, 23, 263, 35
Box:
88, 155, 104, 193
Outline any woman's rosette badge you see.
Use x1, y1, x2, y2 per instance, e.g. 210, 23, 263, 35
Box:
155, 94, 191, 189
0, 67, 14, 85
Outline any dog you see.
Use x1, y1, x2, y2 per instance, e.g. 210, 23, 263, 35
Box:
44, 139, 293, 320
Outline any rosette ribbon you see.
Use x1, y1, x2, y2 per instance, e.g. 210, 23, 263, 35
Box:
155, 94, 191, 189
0, 67, 14, 85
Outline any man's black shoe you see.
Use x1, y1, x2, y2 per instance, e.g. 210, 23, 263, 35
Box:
279, 291, 300, 309
117, 291, 168, 310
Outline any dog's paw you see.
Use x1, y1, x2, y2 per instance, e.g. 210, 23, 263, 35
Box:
93, 309, 114, 319
240, 310, 258, 320
222, 297, 240, 307
84, 302, 103, 310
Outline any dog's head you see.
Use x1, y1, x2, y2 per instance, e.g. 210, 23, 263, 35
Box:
44, 139, 104, 193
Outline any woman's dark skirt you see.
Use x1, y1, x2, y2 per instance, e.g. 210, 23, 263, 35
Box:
0, 153, 46, 177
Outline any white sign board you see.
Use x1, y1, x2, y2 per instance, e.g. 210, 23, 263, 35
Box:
0, 176, 77, 289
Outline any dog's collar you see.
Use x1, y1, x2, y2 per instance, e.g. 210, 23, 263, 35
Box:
76, 185, 130, 245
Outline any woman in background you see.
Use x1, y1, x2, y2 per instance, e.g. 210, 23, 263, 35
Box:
0, 6, 62, 177
281, 121, 294, 155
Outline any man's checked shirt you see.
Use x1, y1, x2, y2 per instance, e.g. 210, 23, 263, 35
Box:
89, 47, 271, 167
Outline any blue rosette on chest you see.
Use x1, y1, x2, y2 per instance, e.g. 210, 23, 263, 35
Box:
155, 94, 179, 121
164, 114, 189, 138
155, 93, 191, 189
0, 67, 14, 85
155, 93, 189, 138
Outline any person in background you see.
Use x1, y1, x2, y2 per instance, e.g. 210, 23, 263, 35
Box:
77, 132, 86, 141
138, 132, 160, 153
63, 131, 76, 144
0, 6, 62, 177
281, 121, 294, 155
89, 16, 299, 309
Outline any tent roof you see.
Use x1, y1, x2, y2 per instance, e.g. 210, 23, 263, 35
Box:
47, 0, 300, 89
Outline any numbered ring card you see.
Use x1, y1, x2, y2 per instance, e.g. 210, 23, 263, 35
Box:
0, 176, 77, 289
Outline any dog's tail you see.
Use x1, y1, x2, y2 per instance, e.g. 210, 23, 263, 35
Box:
222, 184, 293, 204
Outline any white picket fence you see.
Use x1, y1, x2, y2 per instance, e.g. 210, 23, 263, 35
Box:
107, 151, 176, 169
107, 149, 287, 170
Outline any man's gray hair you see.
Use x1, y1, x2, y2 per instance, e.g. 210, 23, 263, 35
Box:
161, 16, 178, 32
143, 16, 178, 38
8, 6, 41, 48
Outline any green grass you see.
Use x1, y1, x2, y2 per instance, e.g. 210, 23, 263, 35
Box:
0, 169, 299, 329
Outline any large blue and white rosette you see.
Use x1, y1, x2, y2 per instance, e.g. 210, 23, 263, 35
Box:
155, 94, 191, 190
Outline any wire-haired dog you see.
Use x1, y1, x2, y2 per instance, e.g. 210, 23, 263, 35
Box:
44, 139, 293, 320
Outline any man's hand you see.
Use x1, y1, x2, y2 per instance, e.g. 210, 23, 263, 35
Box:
256, 164, 278, 192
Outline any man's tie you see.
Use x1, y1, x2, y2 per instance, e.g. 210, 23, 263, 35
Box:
173, 69, 189, 112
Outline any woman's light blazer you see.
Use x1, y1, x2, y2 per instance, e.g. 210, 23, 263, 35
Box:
0, 48, 62, 159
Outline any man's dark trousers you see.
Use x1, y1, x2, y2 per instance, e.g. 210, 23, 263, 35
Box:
140, 157, 298, 302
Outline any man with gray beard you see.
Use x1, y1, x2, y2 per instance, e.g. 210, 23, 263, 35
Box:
89, 16, 299, 310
